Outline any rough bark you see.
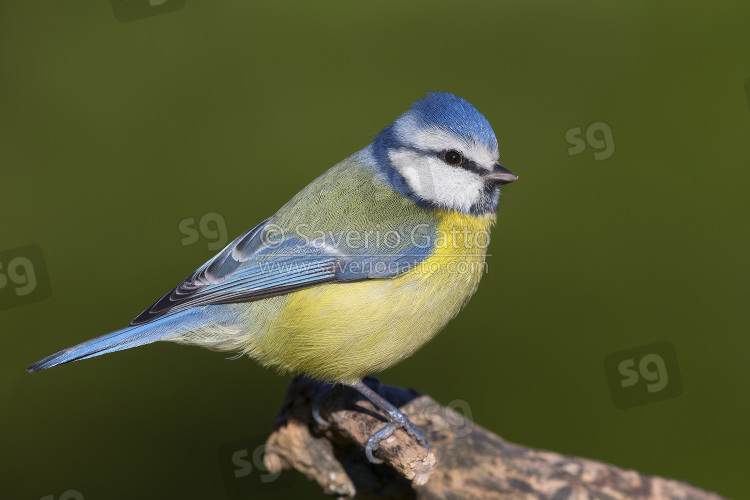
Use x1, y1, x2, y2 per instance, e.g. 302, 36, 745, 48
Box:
263, 376, 727, 499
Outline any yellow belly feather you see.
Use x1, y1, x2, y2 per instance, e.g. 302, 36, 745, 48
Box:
242, 210, 496, 384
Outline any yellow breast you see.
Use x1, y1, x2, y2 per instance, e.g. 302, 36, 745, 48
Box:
243, 210, 496, 384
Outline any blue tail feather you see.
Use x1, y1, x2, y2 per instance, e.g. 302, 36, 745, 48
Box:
26, 312, 190, 373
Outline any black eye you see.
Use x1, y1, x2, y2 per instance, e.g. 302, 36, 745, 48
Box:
443, 150, 463, 165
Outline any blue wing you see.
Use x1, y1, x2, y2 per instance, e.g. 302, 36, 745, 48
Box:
130, 218, 434, 325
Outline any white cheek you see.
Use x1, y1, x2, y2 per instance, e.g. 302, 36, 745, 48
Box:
389, 149, 485, 212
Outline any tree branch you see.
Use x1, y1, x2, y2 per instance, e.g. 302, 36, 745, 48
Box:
264, 376, 726, 499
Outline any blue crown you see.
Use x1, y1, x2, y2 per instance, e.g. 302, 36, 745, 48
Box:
406, 92, 498, 151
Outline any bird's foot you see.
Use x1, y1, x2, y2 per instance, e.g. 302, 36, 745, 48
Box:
351, 379, 430, 464
365, 408, 429, 464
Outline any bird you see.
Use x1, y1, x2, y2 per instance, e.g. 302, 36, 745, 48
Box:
27, 92, 517, 462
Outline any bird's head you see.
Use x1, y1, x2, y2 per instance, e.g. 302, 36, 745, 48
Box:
372, 92, 516, 215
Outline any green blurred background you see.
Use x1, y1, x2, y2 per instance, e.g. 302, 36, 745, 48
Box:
2, 1, 749, 498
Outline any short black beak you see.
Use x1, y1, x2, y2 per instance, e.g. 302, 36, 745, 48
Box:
484, 164, 518, 185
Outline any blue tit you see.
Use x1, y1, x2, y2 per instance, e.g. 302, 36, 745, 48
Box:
28, 92, 517, 462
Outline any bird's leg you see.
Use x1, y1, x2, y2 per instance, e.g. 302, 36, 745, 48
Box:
350, 380, 430, 464
310, 377, 378, 427
311, 382, 335, 427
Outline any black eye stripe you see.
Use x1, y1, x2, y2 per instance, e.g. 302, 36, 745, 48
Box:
457, 160, 487, 175
393, 145, 489, 176
436, 150, 487, 174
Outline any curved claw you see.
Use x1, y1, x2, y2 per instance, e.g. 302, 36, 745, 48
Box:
402, 419, 430, 449
311, 383, 335, 428
365, 422, 397, 464
364, 412, 430, 464
349, 379, 430, 464
312, 401, 329, 428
